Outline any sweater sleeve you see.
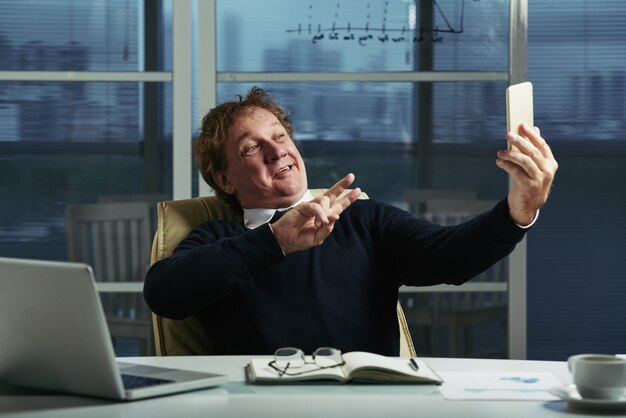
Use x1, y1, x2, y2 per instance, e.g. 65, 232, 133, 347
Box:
143, 221, 285, 319
379, 197, 528, 287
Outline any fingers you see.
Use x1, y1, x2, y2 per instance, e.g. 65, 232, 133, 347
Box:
292, 174, 361, 231
324, 173, 356, 203
274, 175, 361, 254
323, 173, 361, 214
307, 196, 336, 227
501, 124, 558, 178
275, 199, 340, 254
332, 187, 361, 215
497, 124, 558, 225
511, 123, 555, 162
307, 186, 362, 227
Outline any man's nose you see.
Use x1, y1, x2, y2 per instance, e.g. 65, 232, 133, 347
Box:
265, 141, 286, 162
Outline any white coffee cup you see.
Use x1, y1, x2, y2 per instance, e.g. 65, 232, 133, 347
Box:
568, 354, 626, 400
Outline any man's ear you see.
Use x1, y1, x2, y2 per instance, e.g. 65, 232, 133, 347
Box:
212, 171, 236, 195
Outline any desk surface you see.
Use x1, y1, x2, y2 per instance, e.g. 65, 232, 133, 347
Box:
0, 356, 615, 418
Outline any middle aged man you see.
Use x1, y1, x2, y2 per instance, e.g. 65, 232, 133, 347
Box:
144, 87, 558, 356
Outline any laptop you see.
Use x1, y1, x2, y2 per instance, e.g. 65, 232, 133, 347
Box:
0, 257, 227, 400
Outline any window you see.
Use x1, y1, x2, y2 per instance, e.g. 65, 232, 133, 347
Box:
0, 0, 173, 356
526, 0, 626, 360
3, 0, 623, 360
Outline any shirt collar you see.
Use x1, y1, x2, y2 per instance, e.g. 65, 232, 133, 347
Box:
243, 190, 314, 229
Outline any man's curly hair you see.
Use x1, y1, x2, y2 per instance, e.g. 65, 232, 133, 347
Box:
194, 87, 294, 212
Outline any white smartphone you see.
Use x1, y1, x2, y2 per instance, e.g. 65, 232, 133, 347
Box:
506, 81, 534, 151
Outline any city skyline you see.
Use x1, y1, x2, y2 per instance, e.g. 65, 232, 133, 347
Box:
0, 0, 624, 144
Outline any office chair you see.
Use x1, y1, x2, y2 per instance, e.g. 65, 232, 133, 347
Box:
149, 190, 417, 357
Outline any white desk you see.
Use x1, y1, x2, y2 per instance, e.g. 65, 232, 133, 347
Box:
0, 356, 613, 418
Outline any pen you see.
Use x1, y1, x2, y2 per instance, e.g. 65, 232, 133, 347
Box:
409, 357, 419, 371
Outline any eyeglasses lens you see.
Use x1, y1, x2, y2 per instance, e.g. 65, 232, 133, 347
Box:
312, 347, 342, 367
274, 347, 305, 368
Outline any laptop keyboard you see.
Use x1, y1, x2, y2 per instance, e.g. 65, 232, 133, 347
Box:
121, 374, 174, 390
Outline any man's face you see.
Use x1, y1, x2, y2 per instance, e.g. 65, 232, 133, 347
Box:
213, 106, 308, 209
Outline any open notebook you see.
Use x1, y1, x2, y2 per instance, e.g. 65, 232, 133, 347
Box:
246, 352, 443, 384
0, 257, 226, 401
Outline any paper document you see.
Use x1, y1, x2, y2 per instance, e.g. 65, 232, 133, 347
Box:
438, 372, 562, 401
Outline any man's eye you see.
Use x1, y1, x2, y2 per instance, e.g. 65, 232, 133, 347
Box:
276, 133, 286, 141
244, 144, 259, 154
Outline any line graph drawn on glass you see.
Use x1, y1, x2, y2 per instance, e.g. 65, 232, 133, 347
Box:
286, 0, 480, 46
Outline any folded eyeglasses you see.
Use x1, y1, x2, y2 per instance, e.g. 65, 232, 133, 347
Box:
268, 347, 345, 377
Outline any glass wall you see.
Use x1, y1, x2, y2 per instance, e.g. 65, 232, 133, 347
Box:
526, 0, 626, 360
0, 0, 172, 356
216, 0, 508, 72
2, 0, 624, 360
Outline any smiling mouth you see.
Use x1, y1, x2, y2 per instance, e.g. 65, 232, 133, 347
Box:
274, 165, 292, 177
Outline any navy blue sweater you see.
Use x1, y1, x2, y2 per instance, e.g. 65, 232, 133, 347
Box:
144, 198, 527, 356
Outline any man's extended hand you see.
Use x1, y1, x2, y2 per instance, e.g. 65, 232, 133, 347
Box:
497, 123, 558, 226
272, 173, 362, 254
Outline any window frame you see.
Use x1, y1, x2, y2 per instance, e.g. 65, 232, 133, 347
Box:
0, 0, 529, 359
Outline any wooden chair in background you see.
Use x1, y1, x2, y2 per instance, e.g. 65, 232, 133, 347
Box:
402, 188, 478, 217
400, 190, 508, 358
97, 192, 169, 238
422, 198, 507, 358
66, 201, 154, 355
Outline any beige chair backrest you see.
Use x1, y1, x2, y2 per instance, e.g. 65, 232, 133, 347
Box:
150, 190, 416, 357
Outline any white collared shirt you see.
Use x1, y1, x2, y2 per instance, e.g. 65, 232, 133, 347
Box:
243, 190, 314, 229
